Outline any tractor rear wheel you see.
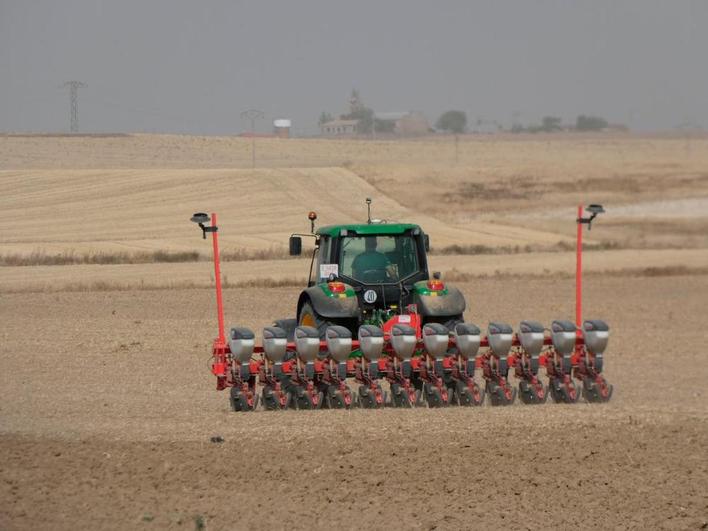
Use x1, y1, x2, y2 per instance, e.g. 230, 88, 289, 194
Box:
299, 301, 356, 338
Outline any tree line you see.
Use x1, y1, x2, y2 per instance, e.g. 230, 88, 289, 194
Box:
318, 90, 614, 134
437, 111, 612, 134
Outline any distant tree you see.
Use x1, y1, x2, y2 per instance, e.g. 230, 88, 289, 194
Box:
525, 123, 544, 134
374, 118, 396, 133
576, 115, 608, 131
340, 89, 374, 134
318, 112, 334, 126
436, 110, 467, 134
339, 107, 374, 134
541, 116, 562, 132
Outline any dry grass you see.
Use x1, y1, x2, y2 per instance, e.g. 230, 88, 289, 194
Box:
2, 132, 707, 171
432, 243, 536, 255
346, 140, 708, 250
0, 247, 292, 267
0, 166, 573, 259
0, 242, 631, 267
629, 265, 708, 277
443, 264, 708, 282
0, 249, 200, 266
4, 264, 706, 294
449, 177, 541, 201
432, 240, 623, 255
220, 246, 291, 262
0, 276, 306, 294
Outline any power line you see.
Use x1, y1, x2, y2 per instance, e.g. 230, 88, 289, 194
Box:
63, 81, 87, 133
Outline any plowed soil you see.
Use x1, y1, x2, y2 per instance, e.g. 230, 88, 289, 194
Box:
2, 275, 707, 530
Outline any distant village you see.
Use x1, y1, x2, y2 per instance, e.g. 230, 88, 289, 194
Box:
318, 90, 431, 137
262, 90, 624, 139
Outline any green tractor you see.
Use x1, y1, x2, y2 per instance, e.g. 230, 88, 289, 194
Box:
281, 203, 466, 338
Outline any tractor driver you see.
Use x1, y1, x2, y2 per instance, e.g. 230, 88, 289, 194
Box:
351, 236, 397, 282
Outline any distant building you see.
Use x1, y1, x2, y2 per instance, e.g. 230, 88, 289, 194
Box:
319, 111, 430, 137
320, 119, 358, 136
396, 112, 430, 136
375, 111, 430, 136
273, 119, 291, 138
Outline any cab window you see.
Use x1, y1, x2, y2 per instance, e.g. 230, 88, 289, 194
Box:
339, 235, 419, 283
316, 236, 333, 280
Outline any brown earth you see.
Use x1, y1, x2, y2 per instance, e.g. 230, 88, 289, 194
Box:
2, 275, 707, 530
1, 133, 707, 529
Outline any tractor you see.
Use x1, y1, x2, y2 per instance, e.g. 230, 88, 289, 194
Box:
279, 205, 465, 340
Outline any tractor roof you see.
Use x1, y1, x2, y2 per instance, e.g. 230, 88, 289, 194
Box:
316, 223, 421, 238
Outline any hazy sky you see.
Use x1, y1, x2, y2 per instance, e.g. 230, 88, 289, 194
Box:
1, 0, 706, 134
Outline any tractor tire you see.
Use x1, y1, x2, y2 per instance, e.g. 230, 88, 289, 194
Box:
298, 301, 356, 338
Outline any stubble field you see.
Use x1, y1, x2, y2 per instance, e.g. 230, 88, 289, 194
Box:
1, 133, 707, 530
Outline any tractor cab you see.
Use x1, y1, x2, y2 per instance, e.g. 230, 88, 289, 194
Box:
289, 211, 465, 336
314, 223, 428, 282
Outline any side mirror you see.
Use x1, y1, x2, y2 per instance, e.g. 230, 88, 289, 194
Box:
289, 236, 302, 256
424, 234, 430, 252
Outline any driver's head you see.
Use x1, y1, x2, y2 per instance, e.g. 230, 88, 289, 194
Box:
364, 237, 377, 252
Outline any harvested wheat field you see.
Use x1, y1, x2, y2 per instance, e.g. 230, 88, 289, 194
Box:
1, 134, 708, 530
2, 133, 708, 258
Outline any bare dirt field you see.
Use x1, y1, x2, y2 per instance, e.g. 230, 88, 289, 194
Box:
2, 133, 708, 530
1, 276, 707, 530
